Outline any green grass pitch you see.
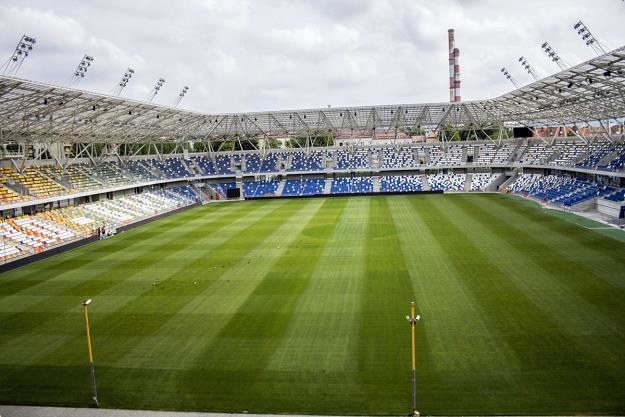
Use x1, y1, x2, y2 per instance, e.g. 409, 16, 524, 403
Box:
1, 193, 625, 415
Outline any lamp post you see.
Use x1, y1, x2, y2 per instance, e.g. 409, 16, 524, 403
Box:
500, 67, 519, 88
71, 55, 94, 85
406, 302, 421, 416
1, 34, 36, 76
82, 299, 99, 407
174, 85, 190, 107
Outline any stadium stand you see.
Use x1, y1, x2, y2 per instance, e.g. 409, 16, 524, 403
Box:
381, 148, 418, 169
470, 173, 497, 191
242, 180, 280, 197
380, 175, 423, 192
331, 177, 373, 194
336, 149, 370, 170
192, 156, 217, 176
428, 173, 466, 191
289, 151, 324, 171
125, 160, 160, 182
215, 155, 234, 175
509, 174, 614, 207
1, 166, 66, 198
281, 178, 326, 196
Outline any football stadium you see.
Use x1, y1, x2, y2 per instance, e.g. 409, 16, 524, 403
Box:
1, 2, 625, 417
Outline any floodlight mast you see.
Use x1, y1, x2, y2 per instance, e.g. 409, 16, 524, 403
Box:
541, 42, 568, 70
406, 302, 421, 417
70, 54, 94, 85
500, 67, 519, 88
573, 21, 607, 56
174, 86, 190, 107
147, 78, 165, 102
518, 56, 541, 81
113, 68, 135, 96
1, 34, 36, 76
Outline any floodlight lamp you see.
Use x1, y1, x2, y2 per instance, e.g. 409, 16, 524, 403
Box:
416, 315, 421, 320
406, 315, 411, 321
83, 299, 92, 305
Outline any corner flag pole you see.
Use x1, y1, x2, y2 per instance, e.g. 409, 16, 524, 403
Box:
406, 301, 421, 416
82, 299, 100, 408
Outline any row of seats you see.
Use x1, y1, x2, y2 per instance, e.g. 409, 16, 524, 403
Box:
0, 187, 199, 263
216, 173, 506, 199
331, 177, 373, 194
509, 174, 618, 207
2, 139, 624, 205
470, 173, 497, 191
242, 180, 280, 197
428, 174, 465, 191
282, 178, 325, 196
380, 175, 423, 192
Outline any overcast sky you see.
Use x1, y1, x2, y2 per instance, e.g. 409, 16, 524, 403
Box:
1, 0, 623, 113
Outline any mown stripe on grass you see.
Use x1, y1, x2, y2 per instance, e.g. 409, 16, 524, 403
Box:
450, 194, 625, 333
354, 196, 417, 413
163, 198, 351, 412
493, 193, 625, 266
268, 197, 369, 374
443, 195, 625, 386
0, 200, 295, 407
411, 195, 610, 414
0, 201, 278, 369
190, 197, 348, 369
387, 195, 521, 412
0, 201, 253, 344
111, 198, 325, 371
0, 203, 238, 296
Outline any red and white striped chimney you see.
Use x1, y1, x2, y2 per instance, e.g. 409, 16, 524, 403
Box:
448, 29, 461, 102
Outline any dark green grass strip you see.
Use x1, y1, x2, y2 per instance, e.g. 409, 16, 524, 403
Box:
0, 200, 292, 408
0, 203, 238, 295
413, 195, 625, 415
0, 201, 255, 354
453, 194, 625, 323
118, 198, 351, 413
356, 196, 420, 414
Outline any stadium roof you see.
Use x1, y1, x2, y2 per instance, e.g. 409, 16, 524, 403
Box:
1, 46, 624, 145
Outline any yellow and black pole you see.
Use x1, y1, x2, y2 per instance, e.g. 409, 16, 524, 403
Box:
82, 299, 100, 408
406, 301, 421, 416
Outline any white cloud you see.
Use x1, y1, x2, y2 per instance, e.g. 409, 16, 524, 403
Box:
1, 0, 623, 112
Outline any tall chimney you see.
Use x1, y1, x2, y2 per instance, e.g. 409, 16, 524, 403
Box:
448, 29, 461, 102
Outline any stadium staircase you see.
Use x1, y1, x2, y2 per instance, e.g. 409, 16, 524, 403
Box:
511, 142, 528, 163
180, 159, 196, 176
421, 174, 430, 191
190, 184, 210, 202
4, 180, 29, 198
373, 176, 380, 193
464, 173, 472, 191
599, 149, 622, 167
486, 173, 506, 191
276, 179, 286, 196
323, 179, 332, 194
286, 153, 294, 170
498, 168, 521, 191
